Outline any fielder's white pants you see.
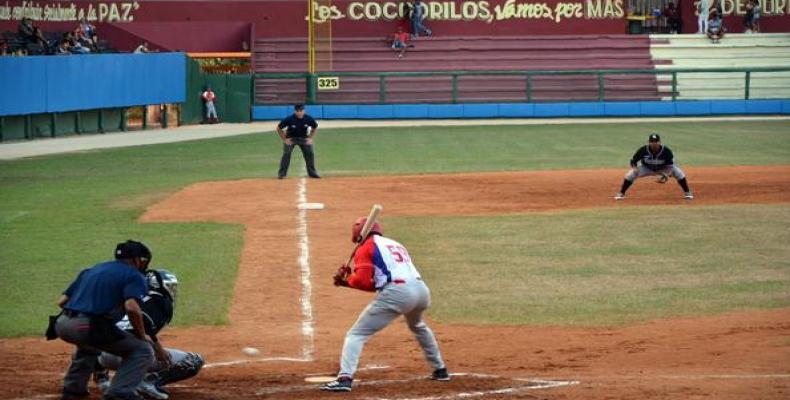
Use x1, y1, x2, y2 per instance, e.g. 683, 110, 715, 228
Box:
625, 164, 686, 181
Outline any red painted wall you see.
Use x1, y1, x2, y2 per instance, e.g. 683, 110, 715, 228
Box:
1, 0, 788, 51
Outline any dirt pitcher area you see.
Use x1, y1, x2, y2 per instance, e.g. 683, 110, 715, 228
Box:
2, 166, 789, 400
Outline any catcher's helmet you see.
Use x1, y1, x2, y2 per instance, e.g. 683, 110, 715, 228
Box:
146, 269, 179, 303
351, 217, 382, 243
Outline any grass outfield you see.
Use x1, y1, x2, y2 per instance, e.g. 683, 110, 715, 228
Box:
395, 205, 790, 326
1, 120, 789, 336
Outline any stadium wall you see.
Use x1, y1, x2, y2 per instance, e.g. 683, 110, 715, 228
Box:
1, 1, 789, 51
252, 99, 790, 120
0, 52, 186, 116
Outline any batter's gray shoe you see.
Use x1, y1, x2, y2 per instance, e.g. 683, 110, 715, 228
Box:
614, 192, 625, 200
684, 191, 694, 200
137, 380, 169, 400
431, 368, 451, 381
320, 377, 353, 392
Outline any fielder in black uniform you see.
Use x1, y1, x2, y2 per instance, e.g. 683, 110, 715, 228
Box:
615, 133, 693, 200
94, 269, 204, 400
276, 104, 321, 179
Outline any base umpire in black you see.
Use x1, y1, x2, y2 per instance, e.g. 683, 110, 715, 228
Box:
276, 104, 321, 179
54, 240, 170, 400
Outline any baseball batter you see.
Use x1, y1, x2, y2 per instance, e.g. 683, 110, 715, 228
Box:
615, 133, 693, 200
320, 217, 449, 392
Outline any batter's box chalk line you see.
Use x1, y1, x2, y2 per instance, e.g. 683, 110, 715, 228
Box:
253, 371, 579, 397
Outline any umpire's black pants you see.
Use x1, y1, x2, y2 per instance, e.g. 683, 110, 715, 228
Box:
278, 137, 319, 178
56, 313, 154, 399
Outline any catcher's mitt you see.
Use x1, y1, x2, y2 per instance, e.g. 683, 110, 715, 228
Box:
333, 264, 351, 287
656, 172, 669, 184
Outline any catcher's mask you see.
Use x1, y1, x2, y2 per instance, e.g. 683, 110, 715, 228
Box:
146, 269, 178, 304
351, 217, 382, 243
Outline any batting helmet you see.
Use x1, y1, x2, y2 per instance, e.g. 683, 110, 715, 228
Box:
351, 217, 382, 243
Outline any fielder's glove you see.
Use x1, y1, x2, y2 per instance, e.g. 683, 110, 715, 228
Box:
333, 264, 351, 287
656, 172, 669, 184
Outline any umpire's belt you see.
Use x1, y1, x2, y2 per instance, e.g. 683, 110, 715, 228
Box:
62, 309, 95, 318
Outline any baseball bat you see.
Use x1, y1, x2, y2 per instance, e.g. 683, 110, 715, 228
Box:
345, 204, 383, 268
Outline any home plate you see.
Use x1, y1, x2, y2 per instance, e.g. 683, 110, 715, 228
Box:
298, 203, 325, 210
305, 376, 336, 383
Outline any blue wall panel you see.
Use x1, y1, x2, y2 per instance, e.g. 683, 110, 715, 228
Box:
357, 105, 394, 119
498, 103, 534, 117
745, 100, 783, 114
639, 101, 675, 116
1, 53, 186, 117
253, 99, 790, 121
569, 102, 605, 117
534, 103, 569, 117
675, 101, 711, 115
463, 104, 499, 118
323, 105, 358, 119
0, 57, 48, 116
604, 102, 640, 116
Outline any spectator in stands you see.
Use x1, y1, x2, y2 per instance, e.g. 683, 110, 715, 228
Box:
744, 0, 755, 32
201, 86, 219, 124
710, 0, 723, 16
74, 26, 96, 52
411, 0, 432, 38
752, 0, 761, 32
17, 17, 34, 42
1, 40, 9, 56
133, 42, 150, 54
78, 17, 97, 42
55, 39, 71, 55
27, 27, 49, 55
391, 26, 411, 58
66, 30, 91, 54
695, 0, 709, 33
663, 1, 681, 34
707, 10, 725, 43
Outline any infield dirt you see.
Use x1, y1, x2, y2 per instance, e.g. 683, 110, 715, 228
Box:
2, 166, 789, 400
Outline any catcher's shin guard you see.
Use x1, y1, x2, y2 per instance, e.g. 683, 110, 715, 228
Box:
149, 352, 204, 386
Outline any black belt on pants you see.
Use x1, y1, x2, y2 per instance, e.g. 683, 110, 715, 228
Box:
62, 309, 95, 318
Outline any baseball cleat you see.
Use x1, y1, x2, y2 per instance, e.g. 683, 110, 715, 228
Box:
320, 377, 353, 392
431, 367, 451, 381
614, 192, 625, 200
137, 380, 169, 400
684, 192, 694, 200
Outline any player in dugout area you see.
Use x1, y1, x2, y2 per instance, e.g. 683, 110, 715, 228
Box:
615, 133, 693, 200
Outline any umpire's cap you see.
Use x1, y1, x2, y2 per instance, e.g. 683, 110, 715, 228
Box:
115, 240, 152, 261
648, 133, 661, 142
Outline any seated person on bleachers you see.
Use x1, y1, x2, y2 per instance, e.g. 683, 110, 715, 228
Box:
17, 17, 34, 42
75, 21, 98, 52
391, 27, 411, 58
1, 40, 9, 56
706, 11, 725, 43
134, 41, 150, 53
54, 39, 70, 55
70, 28, 92, 53
663, 1, 681, 34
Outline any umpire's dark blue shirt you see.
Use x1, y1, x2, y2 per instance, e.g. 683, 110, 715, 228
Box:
63, 260, 147, 322
278, 114, 318, 138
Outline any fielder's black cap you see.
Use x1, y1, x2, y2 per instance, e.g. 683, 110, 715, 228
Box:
294, 104, 305, 111
115, 240, 152, 261
648, 133, 661, 142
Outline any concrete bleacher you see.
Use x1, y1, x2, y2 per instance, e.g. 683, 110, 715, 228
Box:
650, 33, 790, 100
254, 35, 667, 105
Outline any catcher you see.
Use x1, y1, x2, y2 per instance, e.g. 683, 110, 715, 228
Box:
615, 133, 693, 200
93, 269, 204, 400
320, 217, 449, 392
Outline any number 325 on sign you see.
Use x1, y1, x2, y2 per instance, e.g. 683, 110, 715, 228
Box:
317, 77, 340, 90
